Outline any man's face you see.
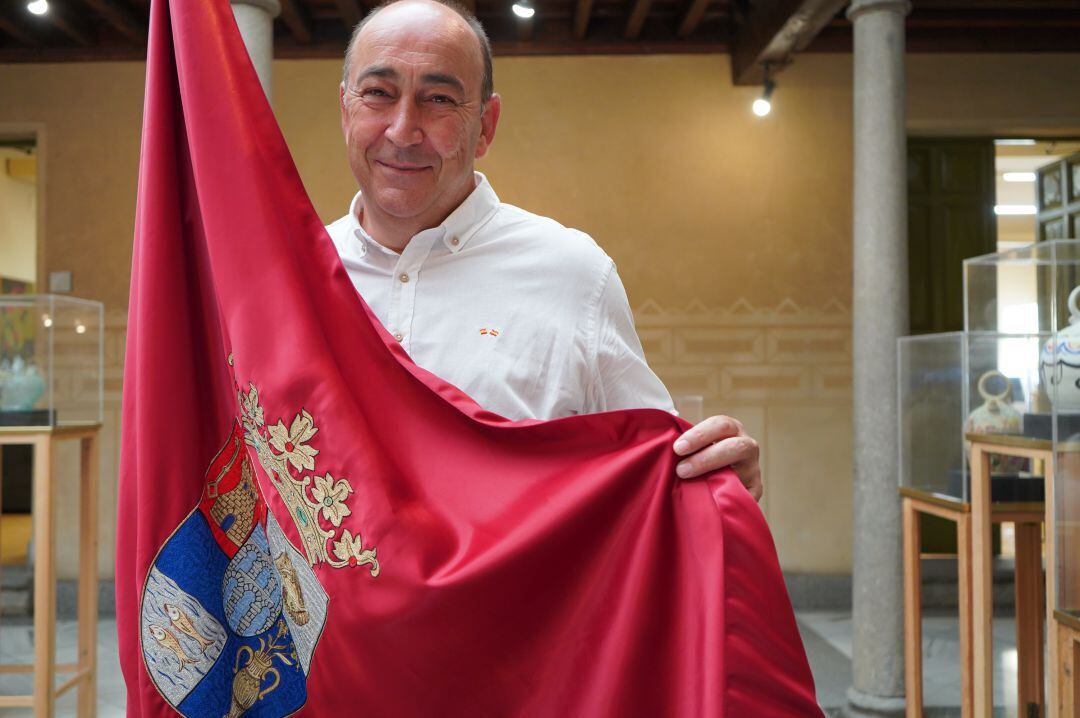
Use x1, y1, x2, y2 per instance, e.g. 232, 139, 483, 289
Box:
340, 1, 500, 226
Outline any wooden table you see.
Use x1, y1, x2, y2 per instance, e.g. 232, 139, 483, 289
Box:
902, 486, 1045, 718
0, 423, 100, 717
967, 433, 1057, 718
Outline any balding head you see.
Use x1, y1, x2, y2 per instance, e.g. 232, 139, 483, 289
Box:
343, 0, 493, 104
337, 0, 502, 247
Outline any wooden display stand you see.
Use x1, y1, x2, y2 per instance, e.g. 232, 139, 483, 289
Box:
967, 435, 1056, 718
1056, 615, 1080, 717
902, 486, 1045, 718
0, 423, 100, 717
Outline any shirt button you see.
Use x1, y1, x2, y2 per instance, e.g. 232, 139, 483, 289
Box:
449, 236, 459, 246
393, 332, 404, 342
399, 273, 409, 283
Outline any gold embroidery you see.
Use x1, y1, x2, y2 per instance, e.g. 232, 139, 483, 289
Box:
165, 604, 214, 653
232, 363, 379, 577
148, 624, 197, 672
224, 621, 296, 718
206, 435, 241, 500
209, 457, 259, 547
274, 553, 310, 626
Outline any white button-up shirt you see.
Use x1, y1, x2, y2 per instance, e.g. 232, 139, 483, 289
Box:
325, 172, 673, 421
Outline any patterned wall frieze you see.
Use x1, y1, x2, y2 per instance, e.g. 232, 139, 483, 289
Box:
634, 297, 853, 406
633, 297, 852, 328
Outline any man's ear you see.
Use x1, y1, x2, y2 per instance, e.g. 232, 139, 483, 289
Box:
475, 93, 502, 160
340, 82, 349, 141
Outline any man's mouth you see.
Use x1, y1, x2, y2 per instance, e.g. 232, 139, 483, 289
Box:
375, 160, 431, 173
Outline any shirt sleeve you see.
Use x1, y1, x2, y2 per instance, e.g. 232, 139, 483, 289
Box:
584, 262, 675, 414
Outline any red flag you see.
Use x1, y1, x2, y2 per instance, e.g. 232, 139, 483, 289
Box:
116, 0, 823, 714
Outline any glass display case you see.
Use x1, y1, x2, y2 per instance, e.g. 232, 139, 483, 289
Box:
0, 294, 103, 426
965, 240, 1080, 621
898, 331, 1045, 504
901, 240, 1080, 718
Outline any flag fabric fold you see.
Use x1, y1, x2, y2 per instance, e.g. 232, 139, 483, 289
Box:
115, 0, 823, 715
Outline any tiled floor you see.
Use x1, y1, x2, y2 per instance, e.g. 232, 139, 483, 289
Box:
0, 618, 124, 718
0, 612, 1034, 715
799, 610, 1025, 717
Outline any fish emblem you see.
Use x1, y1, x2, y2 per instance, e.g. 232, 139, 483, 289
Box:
166, 603, 215, 652
148, 624, 197, 671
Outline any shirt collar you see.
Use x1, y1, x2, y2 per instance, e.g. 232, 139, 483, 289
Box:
346, 171, 500, 255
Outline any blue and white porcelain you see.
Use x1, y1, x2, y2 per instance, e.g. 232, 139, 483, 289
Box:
1040, 285, 1080, 411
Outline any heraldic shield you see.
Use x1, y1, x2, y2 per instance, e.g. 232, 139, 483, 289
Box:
139, 419, 329, 718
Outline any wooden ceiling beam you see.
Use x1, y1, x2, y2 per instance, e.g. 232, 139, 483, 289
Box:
573, 0, 595, 39
516, 16, 535, 41
730, 0, 847, 85
676, 0, 711, 38
809, 22, 1080, 53
80, 0, 145, 43
334, 0, 363, 31
0, 12, 38, 46
906, 12, 1080, 28
49, 4, 94, 45
915, 0, 1080, 8
623, 0, 653, 39
279, 0, 313, 43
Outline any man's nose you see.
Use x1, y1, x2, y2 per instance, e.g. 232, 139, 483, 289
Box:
384, 100, 423, 147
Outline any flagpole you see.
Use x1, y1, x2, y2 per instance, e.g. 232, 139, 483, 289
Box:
230, 0, 281, 101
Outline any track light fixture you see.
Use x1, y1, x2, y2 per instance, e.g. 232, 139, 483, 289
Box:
27, 0, 49, 15
512, 0, 535, 19
752, 65, 775, 117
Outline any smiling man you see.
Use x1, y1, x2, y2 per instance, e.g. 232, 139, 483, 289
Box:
326, 0, 763, 498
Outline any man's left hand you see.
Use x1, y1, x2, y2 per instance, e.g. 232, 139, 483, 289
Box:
673, 416, 763, 502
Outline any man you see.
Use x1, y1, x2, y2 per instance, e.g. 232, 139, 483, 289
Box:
326, 0, 763, 500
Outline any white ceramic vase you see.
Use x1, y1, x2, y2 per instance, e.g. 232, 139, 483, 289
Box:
1040, 285, 1080, 412
965, 370, 1023, 436
965, 369, 1025, 475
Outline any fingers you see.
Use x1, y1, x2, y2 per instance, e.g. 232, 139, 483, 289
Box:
673, 415, 744, 456
674, 434, 759, 480
744, 470, 764, 502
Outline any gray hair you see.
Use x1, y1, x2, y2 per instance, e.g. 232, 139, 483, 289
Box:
342, 0, 494, 104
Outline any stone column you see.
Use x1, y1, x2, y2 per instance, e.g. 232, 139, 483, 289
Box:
845, 0, 911, 716
230, 0, 281, 101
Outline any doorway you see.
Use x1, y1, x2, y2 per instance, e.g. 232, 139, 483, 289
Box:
0, 134, 38, 569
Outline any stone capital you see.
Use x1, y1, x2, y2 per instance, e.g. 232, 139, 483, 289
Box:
230, 0, 282, 18
846, 0, 911, 22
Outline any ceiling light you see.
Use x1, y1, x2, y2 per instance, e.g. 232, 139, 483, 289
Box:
994, 204, 1037, 216
511, 1, 535, 18
1002, 172, 1037, 183
27, 0, 48, 14
994, 139, 1037, 146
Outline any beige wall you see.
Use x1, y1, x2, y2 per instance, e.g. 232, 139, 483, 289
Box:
1, 52, 1079, 580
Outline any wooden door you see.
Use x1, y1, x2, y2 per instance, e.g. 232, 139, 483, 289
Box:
908, 138, 998, 335
908, 138, 998, 553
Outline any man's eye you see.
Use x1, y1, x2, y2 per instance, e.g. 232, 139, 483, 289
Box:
361, 88, 389, 98
430, 95, 455, 104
